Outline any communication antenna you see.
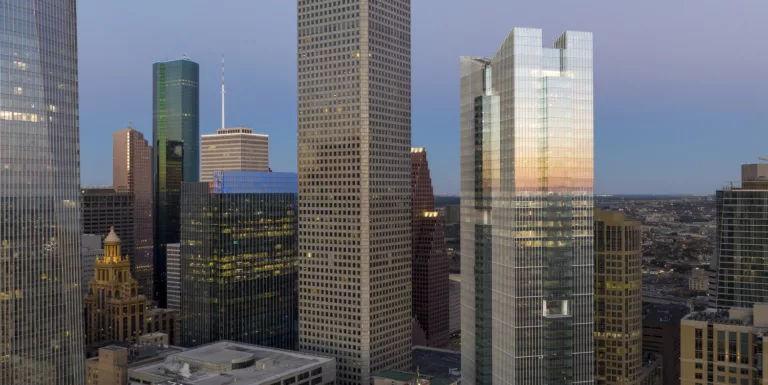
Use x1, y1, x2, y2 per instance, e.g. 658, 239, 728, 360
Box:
221, 55, 226, 129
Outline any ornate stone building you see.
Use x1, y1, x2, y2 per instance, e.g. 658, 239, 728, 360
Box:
84, 227, 147, 345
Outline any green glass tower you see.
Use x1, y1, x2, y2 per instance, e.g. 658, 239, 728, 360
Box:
153, 57, 200, 307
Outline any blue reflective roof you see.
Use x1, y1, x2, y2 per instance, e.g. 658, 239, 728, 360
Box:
210, 171, 298, 194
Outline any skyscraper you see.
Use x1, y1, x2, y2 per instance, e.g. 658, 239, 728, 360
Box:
460, 28, 594, 385
594, 209, 642, 385
180, 171, 299, 349
113, 125, 154, 298
201, 128, 269, 182
0, 0, 85, 382
411, 147, 449, 348
710, 163, 768, 309
297, 1, 413, 383
153, 57, 200, 307
84, 227, 147, 345
82, 187, 136, 266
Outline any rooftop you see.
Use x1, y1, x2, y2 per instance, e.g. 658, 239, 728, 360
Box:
373, 370, 455, 385
129, 341, 333, 385
412, 346, 461, 380
87, 343, 185, 366
642, 302, 690, 324
684, 309, 751, 325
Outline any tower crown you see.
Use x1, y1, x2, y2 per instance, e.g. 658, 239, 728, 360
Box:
102, 226, 124, 263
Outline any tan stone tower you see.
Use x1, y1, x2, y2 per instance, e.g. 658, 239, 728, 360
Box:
297, 1, 413, 383
84, 227, 147, 345
594, 209, 643, 385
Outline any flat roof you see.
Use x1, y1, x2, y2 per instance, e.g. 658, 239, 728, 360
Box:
412, 346, 460, 379
129, 341, 333, 385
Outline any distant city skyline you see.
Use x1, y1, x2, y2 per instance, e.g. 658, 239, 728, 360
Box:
77, 0, 768, 194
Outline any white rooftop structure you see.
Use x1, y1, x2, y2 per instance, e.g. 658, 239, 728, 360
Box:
128, 341, 335, 385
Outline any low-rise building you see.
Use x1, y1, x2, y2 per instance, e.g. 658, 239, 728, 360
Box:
145, 307, 178, 345
681, 304, 768, 385
689, 268, 708, 292
140, 332, 169, 346
86, 344, 185, 385
643, 302, 690, 385
128, 341, 335, 385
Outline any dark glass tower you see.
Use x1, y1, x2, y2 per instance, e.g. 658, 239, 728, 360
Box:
179, 171, 299, 349
410, 147, 449, 348
153, 58, 199, 307
0, 0, 85, 383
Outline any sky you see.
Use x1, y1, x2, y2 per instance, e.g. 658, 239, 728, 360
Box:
78, 0, 768, 195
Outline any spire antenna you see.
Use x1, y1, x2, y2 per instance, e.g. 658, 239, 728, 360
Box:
221, 55, 225, 129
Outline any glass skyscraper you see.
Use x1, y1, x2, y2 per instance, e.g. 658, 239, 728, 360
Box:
153, 58, 199, 307
710, 163, 768, 309
460, 28, 594, 385
179, 171, 298, 349
0, 0, 85, 383
297, 1, 413, 384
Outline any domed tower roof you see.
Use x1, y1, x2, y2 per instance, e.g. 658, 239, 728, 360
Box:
105, 226, 121, 244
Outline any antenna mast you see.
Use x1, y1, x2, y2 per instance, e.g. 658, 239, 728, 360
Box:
221, 55, 226, 129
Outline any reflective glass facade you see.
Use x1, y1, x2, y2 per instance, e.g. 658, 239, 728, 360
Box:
711, 166, 768, 309
180, 171, 298, 350
0, 0, 85, 383
153, 58, 199, 307
460, 28, 594, 385
297, 1, 413, 384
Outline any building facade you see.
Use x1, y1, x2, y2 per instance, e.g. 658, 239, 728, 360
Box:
144, 308, 178, 346
83, 234, 103, 296
201, 128, 269, 182
710, 164, 768, 309
690, 268, 709, 292
460, 28, 594, 385
0, 2, 85, 381
449, 275, 462, 335
166, 243, 181, 312
84, 228, 148, 345
297, 1, 413, 383
180, 171, 299, 349
113, 125, 154, 299
411, 147, 449, 348
643, 303, 689, 385
153, 57, 200, 307
82, 187, 136, 267
86, 346, 129, 385
681, 304, 768, 385
594, 209, 643, 385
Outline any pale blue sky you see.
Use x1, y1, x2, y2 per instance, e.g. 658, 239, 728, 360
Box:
78, 0, 768, 194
